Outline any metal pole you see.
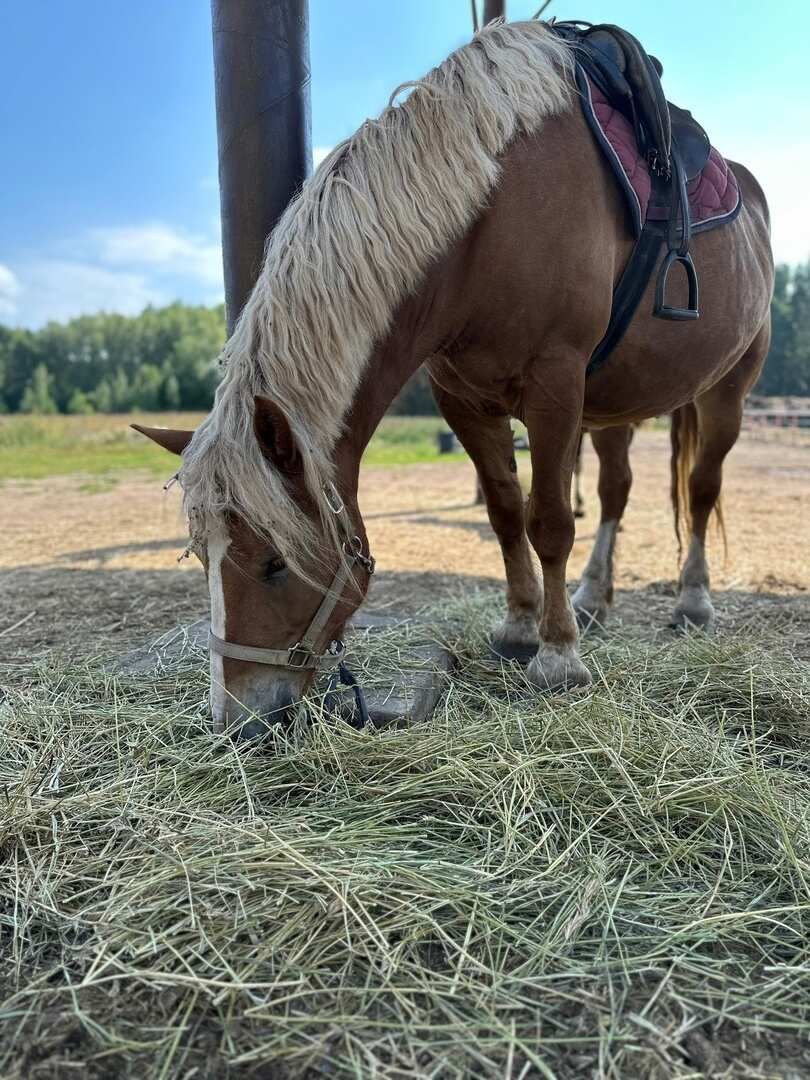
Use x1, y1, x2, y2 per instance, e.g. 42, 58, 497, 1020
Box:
483, 0, 505, 24
211, 0, 312, 334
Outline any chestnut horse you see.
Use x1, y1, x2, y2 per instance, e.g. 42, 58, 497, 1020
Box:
136, 21, 772, 733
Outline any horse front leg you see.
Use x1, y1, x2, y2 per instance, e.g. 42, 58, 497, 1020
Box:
523, 371, 592, 690
572, 424, 634, 630
430, 379, 542, 662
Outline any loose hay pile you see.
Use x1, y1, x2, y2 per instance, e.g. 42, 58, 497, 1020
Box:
1, 595, 810, 1079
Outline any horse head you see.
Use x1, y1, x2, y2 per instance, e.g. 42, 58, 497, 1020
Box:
133, 396, 374, 738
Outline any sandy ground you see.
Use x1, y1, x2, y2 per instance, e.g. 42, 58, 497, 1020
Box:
1, 428, 808, 675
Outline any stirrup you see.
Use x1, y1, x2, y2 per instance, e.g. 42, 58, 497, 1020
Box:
654, 249, 699, 321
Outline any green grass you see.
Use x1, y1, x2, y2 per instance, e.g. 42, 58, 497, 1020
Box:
0, 413, 208, 482
2, 596, 809, 1078
0, 414, 472, 482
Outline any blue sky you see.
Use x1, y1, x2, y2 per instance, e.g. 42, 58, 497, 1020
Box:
2, 1, 808, 328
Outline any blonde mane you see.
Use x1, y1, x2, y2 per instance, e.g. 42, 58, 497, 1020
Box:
180, 20, 574, 576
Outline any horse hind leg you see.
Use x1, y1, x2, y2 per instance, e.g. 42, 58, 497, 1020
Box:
670, 325, 770, 630
572, 424, 634, 631
429, 378, 542, 663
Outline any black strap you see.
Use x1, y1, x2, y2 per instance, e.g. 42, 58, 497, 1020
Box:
586, 225, 665, 377
337, 661, 370, 729
325, 661, 370, 729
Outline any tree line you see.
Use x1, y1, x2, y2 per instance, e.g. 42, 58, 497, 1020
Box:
0, 303, 226, 415
1, 264, 808, 416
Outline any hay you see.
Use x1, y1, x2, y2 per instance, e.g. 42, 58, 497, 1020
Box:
1, 595, 809, 1078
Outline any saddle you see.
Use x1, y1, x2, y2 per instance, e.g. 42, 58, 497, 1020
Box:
549, 21, 741, 374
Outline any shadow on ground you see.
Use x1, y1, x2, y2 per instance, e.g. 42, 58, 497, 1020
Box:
3, 560, 809, 679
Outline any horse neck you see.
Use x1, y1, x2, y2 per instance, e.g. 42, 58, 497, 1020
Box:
332, 259, 462, 499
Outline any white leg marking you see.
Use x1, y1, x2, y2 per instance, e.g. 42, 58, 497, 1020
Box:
207, 519, 230, 730
572, 520, 618, 626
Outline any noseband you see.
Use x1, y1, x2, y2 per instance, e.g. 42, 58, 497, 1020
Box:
208, 481, 375, 725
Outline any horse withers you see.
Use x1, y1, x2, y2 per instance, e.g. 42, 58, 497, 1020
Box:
136, 22, 773, 735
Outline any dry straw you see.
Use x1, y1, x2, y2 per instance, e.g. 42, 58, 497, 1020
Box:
1, 592, 809, 1077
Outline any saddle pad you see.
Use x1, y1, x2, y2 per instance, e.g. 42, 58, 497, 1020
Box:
582, 75, 741, 237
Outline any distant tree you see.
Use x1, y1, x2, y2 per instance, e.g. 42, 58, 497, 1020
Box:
0, 302, 225, 415
110, 368, 132, 412
0, 328, 43, 412
93, 379, 113, 413
19, 363, 57, 414
131, 363, 163, 411
162, 371, 181, 410
66, 389, 95, 415
756, 262, 810, 395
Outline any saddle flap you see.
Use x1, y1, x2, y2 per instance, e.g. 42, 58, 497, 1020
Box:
669, 104, 711, 181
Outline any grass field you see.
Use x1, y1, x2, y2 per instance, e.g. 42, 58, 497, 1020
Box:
2, 598, 810, 1078
0, 413, 457, 481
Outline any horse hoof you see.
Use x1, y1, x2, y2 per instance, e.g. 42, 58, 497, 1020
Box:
527, 645, 592, 692
490, 638, 539, 665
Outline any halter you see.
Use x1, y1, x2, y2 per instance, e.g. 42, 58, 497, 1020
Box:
207, 481, 375, 723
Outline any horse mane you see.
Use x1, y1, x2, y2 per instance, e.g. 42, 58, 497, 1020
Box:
180, 20, 574, 578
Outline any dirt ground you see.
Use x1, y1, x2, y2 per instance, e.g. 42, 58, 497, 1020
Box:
1, 427, 808, 676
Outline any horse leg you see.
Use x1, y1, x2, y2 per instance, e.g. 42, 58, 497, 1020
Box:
523, 373, 592, 689
671, 327, 770, 629
430, 381, 542, 661
572, 424, 634, 629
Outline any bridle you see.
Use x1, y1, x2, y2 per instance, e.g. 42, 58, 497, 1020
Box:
207, 481, 375, 725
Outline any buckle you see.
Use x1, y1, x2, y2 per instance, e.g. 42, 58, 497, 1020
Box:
286, 643, 314, 669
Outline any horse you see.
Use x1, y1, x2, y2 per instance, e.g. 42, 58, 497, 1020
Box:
134, 21, 773, 735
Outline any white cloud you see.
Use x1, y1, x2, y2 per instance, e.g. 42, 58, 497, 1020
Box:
12, 260, 165, 328
0, 263, 20, 319
1, 223, 225, 327
90, 223, 223, 286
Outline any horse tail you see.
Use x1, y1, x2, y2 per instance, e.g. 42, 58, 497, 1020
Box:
669, 403, 726, 558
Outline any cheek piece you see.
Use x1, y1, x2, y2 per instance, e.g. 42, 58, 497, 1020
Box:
207, 482, 374, 726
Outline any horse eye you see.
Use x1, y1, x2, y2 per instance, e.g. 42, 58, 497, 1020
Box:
265, 556, 286, 579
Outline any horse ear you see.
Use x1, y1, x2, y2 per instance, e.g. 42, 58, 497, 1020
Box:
253, 395, 300, 472
131, 424, 194, 456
